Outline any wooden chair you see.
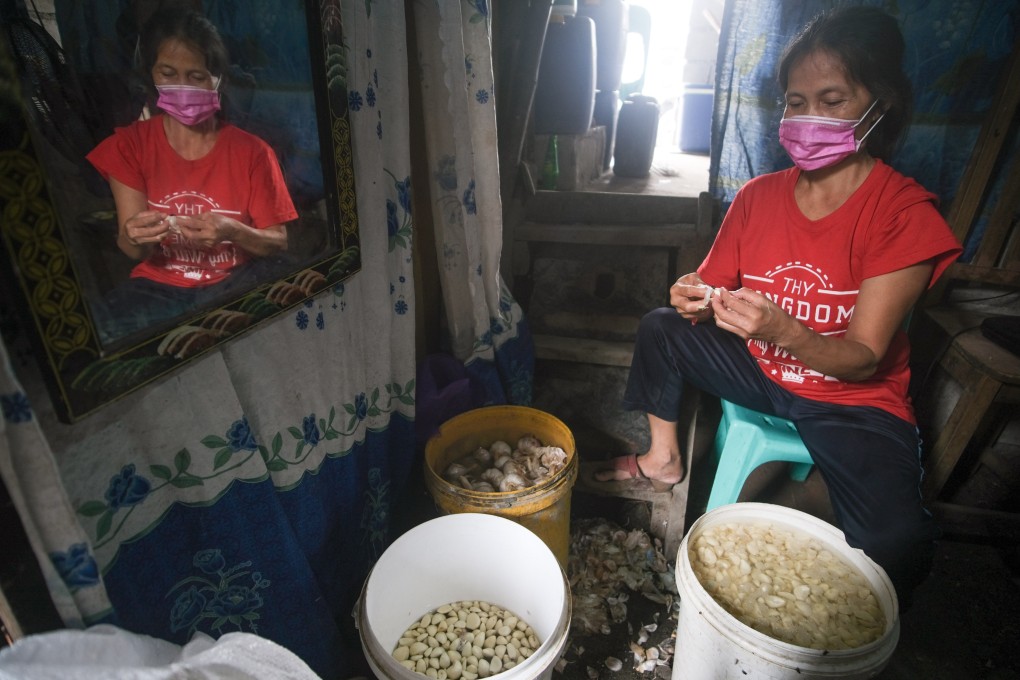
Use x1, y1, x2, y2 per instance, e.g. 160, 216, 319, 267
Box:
912, 44, 1020, 503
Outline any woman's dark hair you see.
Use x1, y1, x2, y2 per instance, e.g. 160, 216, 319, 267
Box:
778, 6, 912, 160
137, 4, 229, 103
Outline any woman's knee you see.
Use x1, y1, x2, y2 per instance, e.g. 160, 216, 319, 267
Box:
639, 307, 691, 339
641, 306, 674, 327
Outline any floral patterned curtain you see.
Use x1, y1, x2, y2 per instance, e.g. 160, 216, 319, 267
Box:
411, 0, 535, 407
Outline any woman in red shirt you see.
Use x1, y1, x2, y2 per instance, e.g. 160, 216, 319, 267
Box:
594, 6, 961, 607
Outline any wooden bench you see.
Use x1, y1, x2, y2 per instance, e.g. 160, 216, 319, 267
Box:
513, 190, 718, 364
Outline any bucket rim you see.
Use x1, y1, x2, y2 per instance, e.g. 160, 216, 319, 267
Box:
356, 535, 573, 680
427, 405, 576, 443
678, 502, 900, 660
362, 514, 568, 630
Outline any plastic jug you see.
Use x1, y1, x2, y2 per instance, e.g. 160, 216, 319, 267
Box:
533, 15, 596, 135
578, 0, 629, 93
613, 93, 659, 177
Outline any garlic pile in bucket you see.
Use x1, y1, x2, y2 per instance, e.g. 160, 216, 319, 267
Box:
689, 521, 886, 649
391, 600, 541, 679
442, 435, 568, 493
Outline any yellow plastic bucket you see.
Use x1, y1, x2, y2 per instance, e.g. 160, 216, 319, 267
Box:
423, 405, 578, 568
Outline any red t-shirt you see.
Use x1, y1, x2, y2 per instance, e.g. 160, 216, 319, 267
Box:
87, 117, 298, 287
698, 161, 962, 423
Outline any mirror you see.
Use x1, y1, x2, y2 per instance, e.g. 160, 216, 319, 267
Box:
0, 0, 360, 423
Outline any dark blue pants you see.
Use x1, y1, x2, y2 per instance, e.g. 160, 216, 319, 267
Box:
93, 257, 285, 345
626, 308, 938, 606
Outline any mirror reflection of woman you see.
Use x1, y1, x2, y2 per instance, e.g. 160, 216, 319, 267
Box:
87, 5, 296, 342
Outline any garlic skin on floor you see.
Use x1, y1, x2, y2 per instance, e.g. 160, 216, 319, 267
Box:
442, 435, 568, 493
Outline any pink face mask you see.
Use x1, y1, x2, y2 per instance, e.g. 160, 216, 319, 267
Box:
156, 84, 221, 126
778, 99, 883, 171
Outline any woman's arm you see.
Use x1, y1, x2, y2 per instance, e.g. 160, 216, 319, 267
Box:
110, 178, 170, 261
176, 212, 288, 256
228, 221, 288, 257
711, 261, 933, 381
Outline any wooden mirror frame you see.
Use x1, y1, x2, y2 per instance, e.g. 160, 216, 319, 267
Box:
0, 0, 360, 423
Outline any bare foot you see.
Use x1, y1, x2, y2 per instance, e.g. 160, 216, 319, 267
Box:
593, 453, 684, 488
635, 454, 684, 484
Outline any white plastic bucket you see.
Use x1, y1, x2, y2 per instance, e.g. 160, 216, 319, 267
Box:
673, 503, 900, 680
357, 513, 571, 680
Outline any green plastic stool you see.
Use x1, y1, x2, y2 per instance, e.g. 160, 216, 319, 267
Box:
706, 399, 814, 510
